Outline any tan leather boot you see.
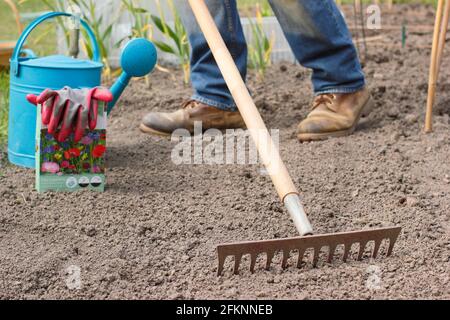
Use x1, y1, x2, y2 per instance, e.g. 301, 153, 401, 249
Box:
140, 100, 246, 136
297, 88, 373, 142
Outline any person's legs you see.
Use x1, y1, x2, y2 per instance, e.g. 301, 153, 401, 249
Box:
268, 0, 365, 94
268, 0, 371, 141
140, 0, 247, 136
175, 0, 247, 111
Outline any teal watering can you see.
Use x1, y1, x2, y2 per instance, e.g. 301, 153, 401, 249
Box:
8, 12, 157, 169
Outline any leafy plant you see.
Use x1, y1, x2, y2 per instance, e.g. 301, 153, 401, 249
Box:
258, 1, 272, 17
239, 0, 272, 17
247, 4, 274, 81
70, 0, 118, 82
119, 0, 154, 87
20, 0, 118, 81
151, 0, 190, 85
18, 0, 68, 56
121, 0, 152, 39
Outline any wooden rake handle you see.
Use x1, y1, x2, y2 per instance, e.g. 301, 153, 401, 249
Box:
188, 0, 313, 236
188, 0, 296, 201
437, 0, 450, 71
425, 0, 448, 133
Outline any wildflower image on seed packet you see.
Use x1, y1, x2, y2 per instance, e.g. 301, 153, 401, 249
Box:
35, 104, 107, 192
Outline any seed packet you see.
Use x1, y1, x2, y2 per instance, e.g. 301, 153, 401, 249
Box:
35, 103, 107, 192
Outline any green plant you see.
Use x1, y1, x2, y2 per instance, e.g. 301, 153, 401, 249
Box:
0, 70, 9, 147
18, 0, 64, 56
238, 0, 273, 17
247, 4, 274, 81
121, 0, 152, 39
259, 2, 273, 17
70, 0, 117, 82
21, 0, 118, 81
119, 0, 154, 87
151, 0, 190, 85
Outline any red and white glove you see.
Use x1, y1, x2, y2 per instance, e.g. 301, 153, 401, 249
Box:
27, 86, 113, 142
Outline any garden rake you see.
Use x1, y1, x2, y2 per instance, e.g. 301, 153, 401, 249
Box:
188, 0, 401, 276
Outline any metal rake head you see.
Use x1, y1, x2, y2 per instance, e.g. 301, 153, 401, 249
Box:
217, 226, 401, 276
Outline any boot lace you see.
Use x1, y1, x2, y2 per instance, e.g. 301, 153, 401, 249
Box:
182, 100, 198, 109
312, 93, 336, 110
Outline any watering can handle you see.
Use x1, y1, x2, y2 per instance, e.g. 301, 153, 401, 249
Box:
11, 12, 100, 76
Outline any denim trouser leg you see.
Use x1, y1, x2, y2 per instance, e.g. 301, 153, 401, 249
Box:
269, 0, 365, 95
175, 0, 247, 111
176, 0, 365, 111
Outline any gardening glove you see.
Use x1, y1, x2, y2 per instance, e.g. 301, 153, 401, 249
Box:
27, 87, 113, 142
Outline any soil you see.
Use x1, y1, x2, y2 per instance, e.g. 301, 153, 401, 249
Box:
0, 5, 449, 300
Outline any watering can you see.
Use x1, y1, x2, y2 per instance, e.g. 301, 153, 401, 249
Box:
8, 12, 158, 169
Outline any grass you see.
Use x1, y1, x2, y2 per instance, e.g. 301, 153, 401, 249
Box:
0, 70, 9, 147
0, 0, 56, 56
0, 0, 55, 147
239, 0, 272, 16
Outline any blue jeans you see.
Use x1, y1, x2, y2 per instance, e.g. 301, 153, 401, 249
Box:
176, 0, 366, 111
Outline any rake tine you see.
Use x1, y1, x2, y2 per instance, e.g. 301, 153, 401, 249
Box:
296, 249, 306, 268
218, 254, 226, 276
250, 254, 257, 273
234, 254, 242, 275
387, 237, 396, 256
343, 242, 351, 262
216, 227, 401, 276
266, 250, 275, 270
373, 240, 381, 258
312, 247, 321, 267
281, 250, 289, 269
357, 241, 368, 261
328, 245, 337, 264
389, 231, 401, 256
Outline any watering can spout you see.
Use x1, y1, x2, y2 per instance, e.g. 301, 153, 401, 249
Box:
109, 73, 132, 111
108, 38, 158, 114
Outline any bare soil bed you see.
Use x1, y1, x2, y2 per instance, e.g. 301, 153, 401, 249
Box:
0, 5, 449, 299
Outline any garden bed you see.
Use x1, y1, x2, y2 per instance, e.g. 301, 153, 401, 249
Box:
0, 5, 449, 299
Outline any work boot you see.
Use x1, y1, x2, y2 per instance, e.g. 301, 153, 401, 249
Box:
140, 100, 245, 136
297, 88, 373, 142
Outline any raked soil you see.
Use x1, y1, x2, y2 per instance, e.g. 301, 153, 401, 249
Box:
0, 5, 449, 299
